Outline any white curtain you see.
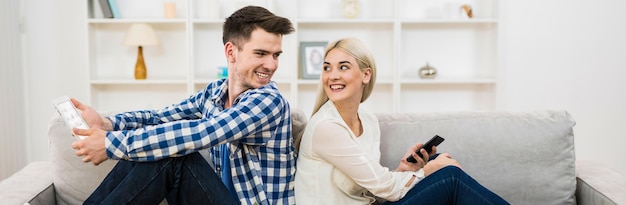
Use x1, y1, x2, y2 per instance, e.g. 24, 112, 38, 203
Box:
0, 0, 27, 180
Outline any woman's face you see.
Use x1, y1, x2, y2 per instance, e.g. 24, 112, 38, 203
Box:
321, 49, 371, 105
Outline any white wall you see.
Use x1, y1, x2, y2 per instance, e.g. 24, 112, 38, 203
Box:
0, 0, 27, 180
498, 1, 626, 173
22, 0, 88, 163
19, 0, 626, 174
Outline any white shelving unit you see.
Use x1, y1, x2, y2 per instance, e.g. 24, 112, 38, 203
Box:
85, 0, 499, 116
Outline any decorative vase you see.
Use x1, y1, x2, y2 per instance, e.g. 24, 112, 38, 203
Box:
419, 62, 437, 79
134, 46, 147, 80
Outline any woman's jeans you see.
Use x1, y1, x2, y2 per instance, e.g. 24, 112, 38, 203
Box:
83, 152, 238, 205
384, 165, 510, 205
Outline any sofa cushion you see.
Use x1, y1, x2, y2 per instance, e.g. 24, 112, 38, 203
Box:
48, 114, 117, 205
375, 110, 576, 205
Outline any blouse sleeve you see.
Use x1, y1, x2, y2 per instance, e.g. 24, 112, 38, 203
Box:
311, 121, 422, 202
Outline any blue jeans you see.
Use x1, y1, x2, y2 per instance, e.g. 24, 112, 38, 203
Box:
384, 166, 509, 205
83, 152, 238, 205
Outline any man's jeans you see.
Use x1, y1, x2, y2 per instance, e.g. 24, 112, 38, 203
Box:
84, 152, 238, 205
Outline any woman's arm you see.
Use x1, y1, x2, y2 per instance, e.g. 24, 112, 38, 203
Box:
311, 121, 421, 201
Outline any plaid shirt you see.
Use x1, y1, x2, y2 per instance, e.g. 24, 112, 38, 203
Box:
104, 79, 295, 205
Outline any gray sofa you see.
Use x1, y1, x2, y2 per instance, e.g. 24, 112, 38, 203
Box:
1, 110, 625, 204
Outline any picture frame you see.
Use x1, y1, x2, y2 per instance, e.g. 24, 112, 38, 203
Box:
299, 41, 328, 79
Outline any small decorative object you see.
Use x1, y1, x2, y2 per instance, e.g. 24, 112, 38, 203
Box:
217, 66, 228, 79
300, 41, 328, 79
123, 24, 160, 80
419, 62, 437, 79
164, 2, 177, 18
342, 0, 360, 18
461, 4, 473, 19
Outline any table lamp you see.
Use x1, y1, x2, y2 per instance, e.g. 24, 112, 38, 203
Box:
123, 23, 160, 80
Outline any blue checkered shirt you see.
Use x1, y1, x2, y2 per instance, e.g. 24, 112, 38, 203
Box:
104, 79, 296, 205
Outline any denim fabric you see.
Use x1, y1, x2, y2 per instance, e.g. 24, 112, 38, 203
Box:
84, 152, 238, 205
384, 166, 509, 205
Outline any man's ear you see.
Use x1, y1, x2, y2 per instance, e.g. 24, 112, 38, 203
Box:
362, 68, 372, 84
225, 42, 236, 63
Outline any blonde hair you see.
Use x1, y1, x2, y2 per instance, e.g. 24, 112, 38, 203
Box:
310, 38, 377, 116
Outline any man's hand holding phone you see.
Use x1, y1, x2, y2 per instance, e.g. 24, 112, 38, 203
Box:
69, 98, 110, 165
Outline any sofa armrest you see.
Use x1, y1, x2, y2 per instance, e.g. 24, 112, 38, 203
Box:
0, 161, 55, 205
576, 160, 626, 205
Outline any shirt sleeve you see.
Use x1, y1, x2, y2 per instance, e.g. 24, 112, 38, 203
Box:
105, 89, 287, 161
311, 121, 422, 202
106, 86, 208, 131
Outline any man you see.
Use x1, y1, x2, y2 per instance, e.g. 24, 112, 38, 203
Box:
71, 6, 295, 204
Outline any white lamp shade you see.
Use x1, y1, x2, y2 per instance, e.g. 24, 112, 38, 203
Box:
123, 23, 160, 46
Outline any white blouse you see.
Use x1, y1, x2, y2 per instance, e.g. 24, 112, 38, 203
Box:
295, 101, 422, 205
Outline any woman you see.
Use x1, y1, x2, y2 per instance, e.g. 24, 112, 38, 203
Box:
294, 38, 509, 205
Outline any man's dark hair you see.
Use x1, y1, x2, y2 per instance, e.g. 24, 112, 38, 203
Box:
222, 6, 294, 48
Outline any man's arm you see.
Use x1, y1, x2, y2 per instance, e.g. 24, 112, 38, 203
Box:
69, 85, 209, 165
71, 97, 206, 165
106, 89, 287, 161
105, 89, 206, 131
101, 117, 113, 131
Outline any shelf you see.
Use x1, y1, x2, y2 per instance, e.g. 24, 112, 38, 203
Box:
400, 78, 496, 85
297, 18, 395, 24
86, 0, 500, 113
296, 79, 394, 85
87, 19, 187, 24
193, 79, 291, 85
401, 18, 498, 24
90, 78, 188, 85
192, 19, 226, 24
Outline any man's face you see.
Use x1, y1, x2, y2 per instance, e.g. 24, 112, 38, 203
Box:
227, 28, 283, 92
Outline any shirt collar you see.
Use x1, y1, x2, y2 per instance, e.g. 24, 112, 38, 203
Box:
211, 78, 258, 109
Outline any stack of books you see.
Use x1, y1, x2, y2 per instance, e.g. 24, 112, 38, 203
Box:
98, 0, 120, 18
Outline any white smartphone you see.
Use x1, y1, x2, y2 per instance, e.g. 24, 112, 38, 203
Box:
51, 96, 89, 140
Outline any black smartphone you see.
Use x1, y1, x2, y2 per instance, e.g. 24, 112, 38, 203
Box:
406, 135, 445, 163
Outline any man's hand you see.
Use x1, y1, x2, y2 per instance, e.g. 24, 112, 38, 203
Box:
71, 98, 107, 130
71, 128, 109, 165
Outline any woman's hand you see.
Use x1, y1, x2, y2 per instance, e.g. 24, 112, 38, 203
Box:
396, 143, 436, 172
422, 153, 462, 176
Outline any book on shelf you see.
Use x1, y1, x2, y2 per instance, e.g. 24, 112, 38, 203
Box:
108, 0, 121, 18
98, 0, 113, 18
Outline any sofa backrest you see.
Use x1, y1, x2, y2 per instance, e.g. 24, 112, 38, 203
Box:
50, 109, 575, 205
48, 113, 117, 205
375, 110, 576, 205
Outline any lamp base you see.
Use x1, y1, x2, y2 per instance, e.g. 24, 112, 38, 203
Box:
134, 46, 147, 80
